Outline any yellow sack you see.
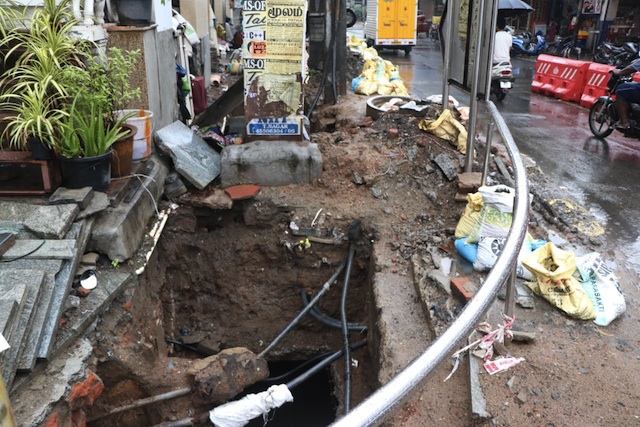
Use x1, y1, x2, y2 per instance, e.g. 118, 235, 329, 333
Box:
522, 243, 596, 320
418, 109, 468, 153
455, 192, 484, 239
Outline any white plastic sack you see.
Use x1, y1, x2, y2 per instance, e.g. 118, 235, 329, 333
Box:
209, 384, 293, 427
576, 253, 626, 326
473, 236, 534, 280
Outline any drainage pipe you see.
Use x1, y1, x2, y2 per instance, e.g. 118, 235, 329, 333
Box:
330, 100, 529, 426
258, 259, 347, 358
301, 290, 368, 333
340, 242, 356, 413
87, 388, 192, 423
287, 339, 367, 389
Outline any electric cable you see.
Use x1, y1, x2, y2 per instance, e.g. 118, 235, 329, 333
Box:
301, 290, 368, 333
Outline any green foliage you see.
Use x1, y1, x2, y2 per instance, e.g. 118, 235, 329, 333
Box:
57, 94, 129, 158
61, 47, 141, 128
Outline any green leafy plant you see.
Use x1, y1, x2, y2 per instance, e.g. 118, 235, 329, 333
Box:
0, 0, 87, 151
56, 93, 129, 158
60, 47, 141, 129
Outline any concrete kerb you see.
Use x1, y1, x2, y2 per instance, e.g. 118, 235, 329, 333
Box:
221, 140, 323, 188
88, 155, 169, 262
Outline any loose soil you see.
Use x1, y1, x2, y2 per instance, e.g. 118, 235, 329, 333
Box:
78, 53, 640, 427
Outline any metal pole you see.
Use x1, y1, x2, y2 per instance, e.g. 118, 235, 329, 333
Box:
481, 122, 494, 186
485, 0, 499, 100
504, 266, 517, 318
441, 1, 453, 114
465, 0, 487, 172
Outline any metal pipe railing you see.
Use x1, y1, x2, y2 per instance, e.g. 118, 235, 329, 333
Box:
330, 100, 529, 427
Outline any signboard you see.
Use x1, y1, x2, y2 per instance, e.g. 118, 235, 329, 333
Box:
243, 0, 307, 141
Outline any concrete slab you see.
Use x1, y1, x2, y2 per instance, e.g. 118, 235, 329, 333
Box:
221, 140, 323, 187
2, 240, 76, 260
1, 271, 46, 389
76, 192, 110, 220
37, 219, 93, 360
53, 270, 133, 358
0, 260, 62, 372
89, 155, 169, 261
49, 187, 94, 210
156, 120, 221, 190
23, 204, 79, 239
0, 201, 38, 232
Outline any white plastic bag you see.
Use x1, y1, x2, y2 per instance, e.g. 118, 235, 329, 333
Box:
473, 235, 534, 280
575, 253, 626, 326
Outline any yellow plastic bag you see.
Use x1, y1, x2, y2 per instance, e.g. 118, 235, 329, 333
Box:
455, 192, 483, 239
418, 109, 468, 153
522, 243, 596, 320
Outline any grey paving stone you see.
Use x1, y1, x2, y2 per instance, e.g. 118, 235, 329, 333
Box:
23, 204, 79, 239
0, 300, 17, 338
2, 240, 76, 260
156, 120, 221, 190
434, 152, 459, 181
76, 192, 110, 220
37, 219, 93, 360
53, 270, 133, 358
1, 271, 45, 389
49, 187, 94, 210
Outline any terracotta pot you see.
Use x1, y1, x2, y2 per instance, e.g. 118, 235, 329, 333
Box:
110, 124, 136, 178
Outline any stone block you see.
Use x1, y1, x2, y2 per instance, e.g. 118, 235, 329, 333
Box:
24, 204, 79, 240
434, 153, 458, 181
49, 187, 94, 210
221, 140, 323, 187
451, 277, 477, 303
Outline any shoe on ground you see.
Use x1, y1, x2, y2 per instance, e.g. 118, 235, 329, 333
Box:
614, 122, 630, 130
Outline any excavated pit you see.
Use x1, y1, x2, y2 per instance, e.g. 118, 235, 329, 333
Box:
89, 199, 377, 426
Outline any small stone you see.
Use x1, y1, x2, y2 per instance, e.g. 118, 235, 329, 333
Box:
551, 393, 561, 400
579, 367, 589, 374
371, 188, 383, 199
388, 128, 399, 138
506, 376, 516, 389
516, 391, 528, 404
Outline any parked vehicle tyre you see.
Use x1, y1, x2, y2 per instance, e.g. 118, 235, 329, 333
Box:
346, 8, 357, 28
589, 99, 615, 138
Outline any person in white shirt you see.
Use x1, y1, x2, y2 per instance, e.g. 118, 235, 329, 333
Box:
493, 17, 512, 64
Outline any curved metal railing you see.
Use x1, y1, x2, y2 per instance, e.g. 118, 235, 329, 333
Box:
331, 100, 529, 427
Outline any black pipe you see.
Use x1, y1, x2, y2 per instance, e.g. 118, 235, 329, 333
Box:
286, 340, 367, 389
300, 290, 368, 333
258, 259, 347, 358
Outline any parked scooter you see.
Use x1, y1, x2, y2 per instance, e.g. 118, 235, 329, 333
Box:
547, 35, 581, 59
589, 73, 640, 139
512, 31, 547, 56
490, 61, 515, 101
593, 41, 638, 68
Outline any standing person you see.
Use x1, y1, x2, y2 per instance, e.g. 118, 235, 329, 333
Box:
493, 17, 512, 64
547, 19, 558, 42
611, 59, 640, 130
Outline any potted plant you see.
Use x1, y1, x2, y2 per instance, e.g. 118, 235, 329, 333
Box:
0, 0, 86, 158
54, 94, 131, 191
59, 47, 142, 176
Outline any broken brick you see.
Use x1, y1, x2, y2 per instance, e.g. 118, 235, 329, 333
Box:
450, 277, 477, 303
68, 370, 104, 410
224, 184, 261, 201
43, 412, 60, 427
71, 409, 86, 427
388, 128, 399, 138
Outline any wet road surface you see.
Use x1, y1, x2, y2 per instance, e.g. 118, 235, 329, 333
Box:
365, 33, 640, 280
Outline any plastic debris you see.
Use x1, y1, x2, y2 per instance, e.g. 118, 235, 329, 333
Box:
445, 315, 523, 380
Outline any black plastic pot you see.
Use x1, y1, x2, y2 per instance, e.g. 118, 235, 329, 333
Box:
115, 0, 154, 26
59, 152, 112, 192
27, 136, 54, 160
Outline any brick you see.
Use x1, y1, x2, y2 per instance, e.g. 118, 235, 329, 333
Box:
43, 412, 60, 427
224, 184, 261, 201
450, 277, 477, 303
388, 128, 399, 138
68, 370, 104, 410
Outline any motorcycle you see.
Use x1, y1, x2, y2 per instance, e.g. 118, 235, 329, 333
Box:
346, 7, 357, 28
593, 41, 638, 67
547, 35, 581, 59
490, 61, 515, 101
589, 73, 640, 139
512, 31, 547, 56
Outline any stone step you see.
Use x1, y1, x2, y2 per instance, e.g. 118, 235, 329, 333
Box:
2, 240, 77, 260
0, 270, 45, 389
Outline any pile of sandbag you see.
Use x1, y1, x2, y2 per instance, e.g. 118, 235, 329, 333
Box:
351, 47, 408, 96
453, 185, 626, 326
